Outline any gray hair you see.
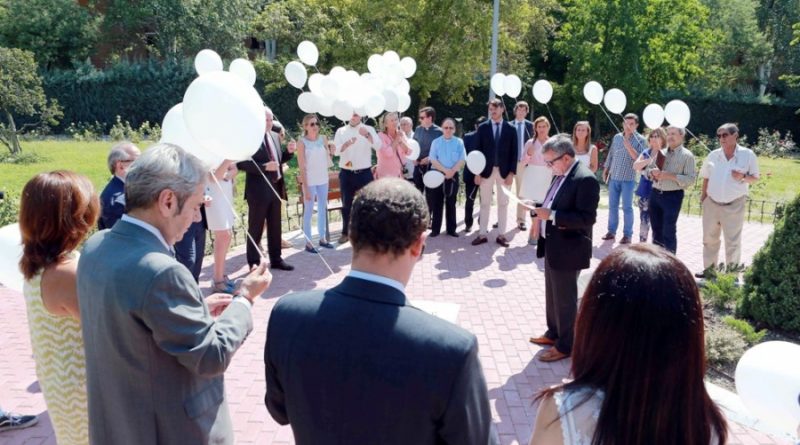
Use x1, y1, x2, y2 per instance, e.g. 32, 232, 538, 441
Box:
718, 123, 739, 137
667, 125, 686, 137
542, 134, 576, 157
125, 143, 207, 213
400, 116, 413, 126
107, 141, 139, 174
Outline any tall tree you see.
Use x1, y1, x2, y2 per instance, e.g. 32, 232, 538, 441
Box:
757, 0, 800, 95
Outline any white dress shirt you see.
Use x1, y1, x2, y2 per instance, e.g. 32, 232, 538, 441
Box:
333, 123, 381, 170
700, 145, 760, 203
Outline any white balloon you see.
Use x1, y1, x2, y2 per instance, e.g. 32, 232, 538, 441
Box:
330, 66, 347, 79
397, 93, 411, 113
383, 50, 401, 65
583, 81, 604, 105
317, 95, 334, 117
423, 170, 445, 188
297, 40, 319, 66
297, 92, 317, 113
229, 58, 257, 86
406, 139, 420, 161
354, 105, 369, 117
642, 104, 665, 130
367, 54, 384, 74
504, 75, 522, 98
194, 49, 223, 76
308, 73, 324, 95
466, 151, 487, 175
284, 61, 307, 89
0, 223, 23, 292
383, 90, 400, 113
664, 99, 691, 129
161, 103, 224, 168
395, 79, 411, 96
532, 79, 554, 104
182, 71, 266, 161
320, 75, 340, 99
490, 73, 506, 96
603, 88, 627, 114
364, 94, 386, 118
333, 100, 354, 122
400, 57, 417, 78
736, 341, 800, 435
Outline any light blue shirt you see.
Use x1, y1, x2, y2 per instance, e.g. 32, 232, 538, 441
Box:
429, 136, 467, 170
348, 269, 405, 294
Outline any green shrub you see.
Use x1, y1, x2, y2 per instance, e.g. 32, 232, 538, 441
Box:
109, 116, 161, 143
0, 151, 47, 165
738, 193, 800, 332
66, 121, 104, 141
0, 192, 19, 226
701, 269, 744, 310
722, 316, 767, 345
705, 324, 748, 366
752, 128, 798, 158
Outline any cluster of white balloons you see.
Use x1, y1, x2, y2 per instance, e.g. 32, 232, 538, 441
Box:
161, 49, 267, 169
285, 42, 417, 122
490, 73, 523, 98
0, 223, 23, 292
582, 80, 692, 130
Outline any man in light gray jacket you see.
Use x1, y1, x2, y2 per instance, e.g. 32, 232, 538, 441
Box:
78, 143, 271, 445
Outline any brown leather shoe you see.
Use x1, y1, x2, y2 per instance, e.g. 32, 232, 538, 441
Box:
601, 232, 615, 241
471, 235, 488, 246
281, 239, 292, 249
496, 235, 510, 247
529, 336, 556, 346
619, 236, 632, 244
539, 348, 570, 362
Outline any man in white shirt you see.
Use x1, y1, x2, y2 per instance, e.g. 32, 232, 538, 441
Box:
697, 123, 760, 277
332, 113, 381, 244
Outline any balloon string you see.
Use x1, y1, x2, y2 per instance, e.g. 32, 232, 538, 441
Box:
208, 173, 267, 263
686, 128, 713, 152
544, 104, 560, 134
249, 158, 288, 203
598, 104, 622, 134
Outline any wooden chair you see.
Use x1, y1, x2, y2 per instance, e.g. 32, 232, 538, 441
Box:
296, 171, 343, 242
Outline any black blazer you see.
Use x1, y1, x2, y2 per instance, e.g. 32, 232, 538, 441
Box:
462, 129, 479, 182
237, 130, 293, 202
264, 276, 495, 445
475, 119, 518, 178
536, 160, 600, 270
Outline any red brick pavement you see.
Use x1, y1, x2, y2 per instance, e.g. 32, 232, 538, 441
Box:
0, 206, 787, 445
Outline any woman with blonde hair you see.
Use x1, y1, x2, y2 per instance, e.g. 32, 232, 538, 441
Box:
296, 114, 334, 253
206, 159, 238, 293
572, 121, 598, 172
374, 112, 411, 179
19, 170, 99, 444
525, 116, 553, 244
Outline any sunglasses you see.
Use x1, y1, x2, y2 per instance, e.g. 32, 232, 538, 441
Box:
545, 153, 566, 167
308, 122, 320, 127
717, 133, 729, 138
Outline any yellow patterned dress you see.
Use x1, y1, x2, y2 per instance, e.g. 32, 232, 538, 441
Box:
23, 260, 89, 445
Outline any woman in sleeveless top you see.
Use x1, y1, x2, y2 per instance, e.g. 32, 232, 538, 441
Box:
531, 244, 727, 445
19, 171, 100, 445
572, 121, 598, 172
375, 112, 411, 179
524, 116, 553, 243
296, 114, 334, 253
206, 159, 238, 292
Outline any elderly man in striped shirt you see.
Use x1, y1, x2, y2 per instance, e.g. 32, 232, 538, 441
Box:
643, 126, 696, 253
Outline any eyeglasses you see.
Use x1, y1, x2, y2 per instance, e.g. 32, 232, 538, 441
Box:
120, 159, 134, 164
308, 122, 320, 127
442, 126, 455, 130
717, 133, 730, 139
544, 153, 566, 167
418, 115, 428, 121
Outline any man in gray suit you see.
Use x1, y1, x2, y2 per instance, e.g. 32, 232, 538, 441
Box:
78, 143, 271, 445
265, 178, 495, 445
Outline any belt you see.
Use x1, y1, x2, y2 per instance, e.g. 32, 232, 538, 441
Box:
652, 188, 683, 194
341, 168, 370, 175
708, 196, 744, 206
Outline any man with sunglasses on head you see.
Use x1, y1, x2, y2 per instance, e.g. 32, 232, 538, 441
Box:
696, 123, 759, 278
413, 107, 443, 211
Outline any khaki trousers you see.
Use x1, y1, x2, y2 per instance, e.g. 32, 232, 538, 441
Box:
702, 195, 746, 269
514, 161, 527, 224
479, 167, 509, 235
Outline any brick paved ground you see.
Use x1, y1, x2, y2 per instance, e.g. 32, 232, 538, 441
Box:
0, 205, 787, 445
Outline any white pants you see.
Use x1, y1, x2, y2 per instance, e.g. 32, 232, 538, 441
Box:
479, 167, 510, 235
514, 161, 527, 224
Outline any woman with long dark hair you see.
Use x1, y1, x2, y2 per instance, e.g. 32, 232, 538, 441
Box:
530, 244, 727, 445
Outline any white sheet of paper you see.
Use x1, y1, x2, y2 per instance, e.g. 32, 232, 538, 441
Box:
409, 300, 460, 324
520, 165, 553, 203
501, 185, 537, 210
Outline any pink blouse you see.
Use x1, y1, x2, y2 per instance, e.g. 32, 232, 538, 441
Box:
524, 138, 548, 166
374, 132, 407, 179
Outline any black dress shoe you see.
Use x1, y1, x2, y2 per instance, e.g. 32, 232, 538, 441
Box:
471, 235, 488, 246
447, 231, 459, 238
694, 272, 705, 279
270, 260, 294, 271
518, 222, 527, 231
429, 231, 440, 237
464, 225, 472, 233
496, 236, 510, 247
492, 222, 499, 229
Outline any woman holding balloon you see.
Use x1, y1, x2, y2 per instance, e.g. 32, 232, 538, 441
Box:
428, 118, 466, 237
296, 114, 335, 253
206, 160, 238, 292
374, 112, 411, 179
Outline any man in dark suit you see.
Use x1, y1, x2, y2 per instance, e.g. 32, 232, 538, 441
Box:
264, 178, 495, 445
529, 135, 600, 362
237, 107, 296, 271
472, 98, 518, 247
462, 116, 486, 233
511, 101, 534, 230
98, 141, 140, 229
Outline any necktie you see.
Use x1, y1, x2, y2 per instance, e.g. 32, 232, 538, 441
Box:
494, 123, 501, 165
540, 175, 565, 237
517, 122, 524, 159
266, 135, 281, 179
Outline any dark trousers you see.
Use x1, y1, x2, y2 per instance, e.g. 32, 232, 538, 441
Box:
412, 164, 433, 212
175, 220, 206, 282
246, 192, 283, 267
463, 172, 477, 229
649, 189, 684, 253
544, 256, 580, 354
339, 169, 373, 236
427, 174, 460, 235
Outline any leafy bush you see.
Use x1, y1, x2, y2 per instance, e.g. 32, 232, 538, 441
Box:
109, 116, 161, 143
738, 193, 800, 332
722, 316, 767, 345
0, 151, 47, 165
0, 192, 19, 226
701, 268, 744, 310
752, 128, 798, 158
705, 324, 748, 366
66, 121, 105, 141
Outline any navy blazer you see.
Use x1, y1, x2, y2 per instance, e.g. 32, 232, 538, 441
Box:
264, 276, 495, 445
536, 161, 600, 270
475, 120, 518, 178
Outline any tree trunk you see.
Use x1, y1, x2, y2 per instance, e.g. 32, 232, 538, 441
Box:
3, 109, 22, 155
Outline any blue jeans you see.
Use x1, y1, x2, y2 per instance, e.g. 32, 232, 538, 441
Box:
607, 179, 635, 238
649, 189, 684, 253
303, 183, 329, 242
